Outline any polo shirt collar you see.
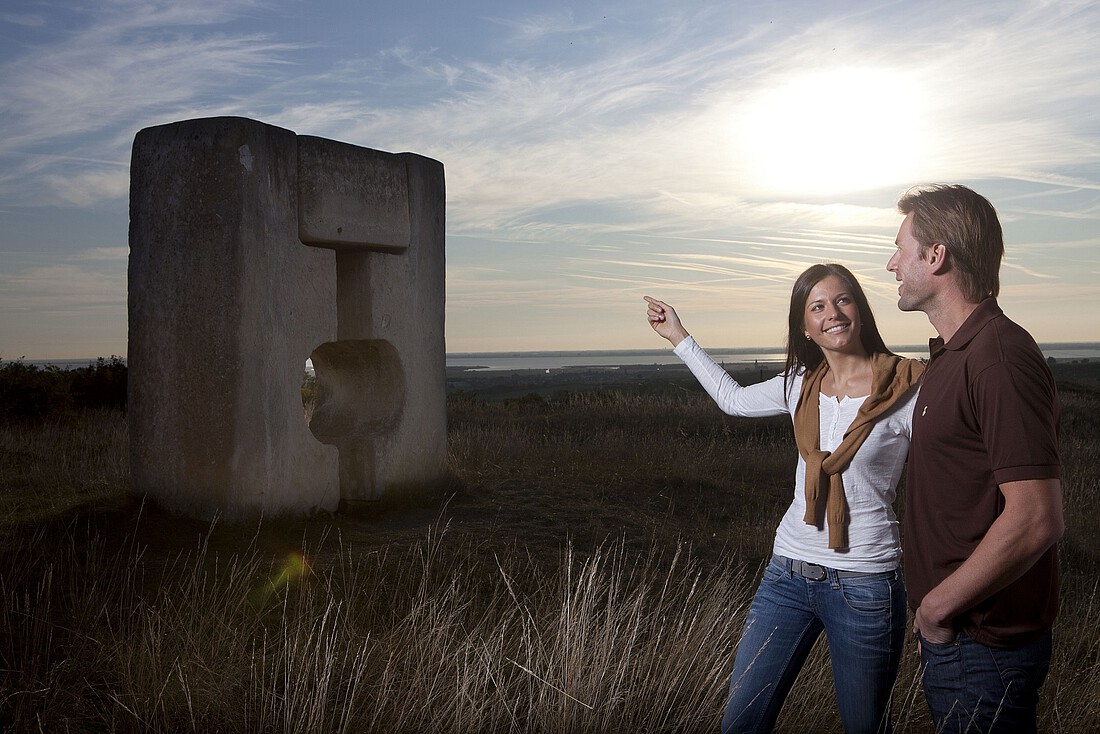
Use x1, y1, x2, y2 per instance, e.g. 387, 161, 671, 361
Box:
928, 298, 1003, 359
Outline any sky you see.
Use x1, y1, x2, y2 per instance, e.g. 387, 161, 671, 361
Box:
2, 0, 1099, 360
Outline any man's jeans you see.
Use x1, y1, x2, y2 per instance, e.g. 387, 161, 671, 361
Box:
721, 555, 906, 734
919, 628, 1052, 734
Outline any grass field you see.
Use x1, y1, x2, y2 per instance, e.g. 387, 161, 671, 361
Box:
1, 364, 1098, 732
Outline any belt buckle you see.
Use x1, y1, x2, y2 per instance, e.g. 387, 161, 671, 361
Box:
797, 560, 827, 581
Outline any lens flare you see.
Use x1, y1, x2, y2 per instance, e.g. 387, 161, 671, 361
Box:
252, 551, 312, 605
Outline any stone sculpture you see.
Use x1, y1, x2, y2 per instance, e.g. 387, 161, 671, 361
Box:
128, 116, 446, 519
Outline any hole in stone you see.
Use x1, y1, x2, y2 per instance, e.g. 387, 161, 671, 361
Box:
304, 340, 405, 444
302, 358, 317, 423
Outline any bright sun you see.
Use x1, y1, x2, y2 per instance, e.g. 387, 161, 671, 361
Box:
736, 68, 925, 197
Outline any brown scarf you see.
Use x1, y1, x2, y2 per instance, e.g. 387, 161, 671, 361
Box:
793, 353, 924, 549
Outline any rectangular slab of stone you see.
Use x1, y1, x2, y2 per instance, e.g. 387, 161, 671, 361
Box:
298, 136, 411, 251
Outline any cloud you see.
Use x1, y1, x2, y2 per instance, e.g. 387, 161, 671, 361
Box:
1, 12, 45, 27
0, 0, 304, 205
42, 169, 131, 208
277, 2, 1098, 261
8, 0, 1099, 226
0, 264, 126, 313
2, 0, 1098, 353
1002, 260, 1058, 280
77, 247, 130, 261
486, 10, 588, 41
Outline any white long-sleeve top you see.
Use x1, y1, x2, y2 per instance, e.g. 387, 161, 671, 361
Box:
674, 336, 918, 572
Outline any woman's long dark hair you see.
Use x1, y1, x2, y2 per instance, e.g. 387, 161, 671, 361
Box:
782, 263, 893, 395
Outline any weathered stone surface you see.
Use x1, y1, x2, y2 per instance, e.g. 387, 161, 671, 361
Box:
128, 116, 446, 519
298, 136, 411, 251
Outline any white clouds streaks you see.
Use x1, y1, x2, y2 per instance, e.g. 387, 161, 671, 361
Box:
0, 0, 302, 206
1, 0, 1099, 355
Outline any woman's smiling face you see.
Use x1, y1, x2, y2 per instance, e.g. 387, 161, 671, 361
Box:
803, 274, 864, 356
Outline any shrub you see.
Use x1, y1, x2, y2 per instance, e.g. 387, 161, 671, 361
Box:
0, 357, 127, 423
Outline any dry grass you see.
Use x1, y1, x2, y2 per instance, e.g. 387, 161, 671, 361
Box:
1, 378, 1099, 732
0, 410, 127, 526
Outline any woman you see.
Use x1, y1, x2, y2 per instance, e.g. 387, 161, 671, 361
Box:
645, 264, 922, 734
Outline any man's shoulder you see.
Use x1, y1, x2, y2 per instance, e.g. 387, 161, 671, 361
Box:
959, 311, 1057, 397
969, 309, 1044, 365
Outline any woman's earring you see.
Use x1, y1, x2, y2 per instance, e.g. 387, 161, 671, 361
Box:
804, 333, 811, 340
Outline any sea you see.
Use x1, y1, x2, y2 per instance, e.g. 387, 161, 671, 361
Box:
20, 342, 1100, 373
444, 342, 1100, 371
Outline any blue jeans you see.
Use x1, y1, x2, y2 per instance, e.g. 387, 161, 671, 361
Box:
919, 628, 1051, 733
721, 555, 906, 734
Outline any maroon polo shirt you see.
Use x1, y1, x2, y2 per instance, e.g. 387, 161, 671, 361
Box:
903, 298, 1061, 648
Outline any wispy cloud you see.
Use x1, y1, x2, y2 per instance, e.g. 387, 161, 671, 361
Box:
486, 10, 589, 41
76, 247, 129, 261
2, 0, 1098, 353
0, 0, 303, 206
0, 264, 126, 313
281, 1, 1100, 261
1, 12, 45, 27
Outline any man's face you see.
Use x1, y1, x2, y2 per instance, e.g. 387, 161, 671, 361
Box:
887, 212, 933, 312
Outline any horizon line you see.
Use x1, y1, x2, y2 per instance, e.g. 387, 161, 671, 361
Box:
13, 340, 1100, 365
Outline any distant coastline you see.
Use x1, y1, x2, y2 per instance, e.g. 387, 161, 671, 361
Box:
16, 341, 1100, 373
445, 342, 1100, 371
448, 341, 1100, 359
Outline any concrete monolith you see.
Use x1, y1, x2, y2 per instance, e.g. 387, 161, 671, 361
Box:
128, 116, 446, 519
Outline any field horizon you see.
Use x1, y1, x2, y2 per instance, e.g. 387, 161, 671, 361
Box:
15, 338, 1100, 371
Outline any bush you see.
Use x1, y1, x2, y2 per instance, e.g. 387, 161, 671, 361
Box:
0, 357, 127, 423
0, 360, 70, 422
70, 357, 127, 413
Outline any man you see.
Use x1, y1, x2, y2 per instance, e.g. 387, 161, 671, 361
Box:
887, 184, 1064, 733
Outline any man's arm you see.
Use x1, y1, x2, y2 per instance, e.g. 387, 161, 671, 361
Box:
914, 478, 1064, 644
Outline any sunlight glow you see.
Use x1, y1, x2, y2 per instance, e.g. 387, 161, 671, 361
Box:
735, 68, 925, 196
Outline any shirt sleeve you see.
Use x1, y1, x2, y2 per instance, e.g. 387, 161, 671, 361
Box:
901, 385, 920, 440
673, 336, 791, 417
973, 358, 1061, 486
